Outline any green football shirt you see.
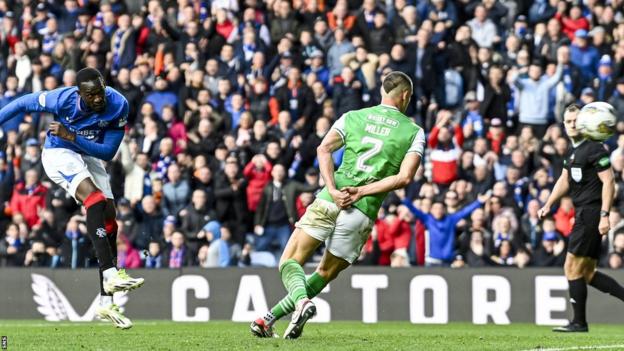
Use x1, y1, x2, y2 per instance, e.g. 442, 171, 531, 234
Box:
316, 104, 425, 220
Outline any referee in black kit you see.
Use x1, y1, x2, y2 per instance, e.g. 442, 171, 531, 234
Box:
538, 104, 624, 332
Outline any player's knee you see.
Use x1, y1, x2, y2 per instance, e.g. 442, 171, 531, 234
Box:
76, 179, 99, 202
315, 267, 332, 281
83, 190, 106, 209
315, 266, 338, 282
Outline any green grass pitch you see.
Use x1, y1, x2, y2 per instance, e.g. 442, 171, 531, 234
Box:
1, 320, 624, 351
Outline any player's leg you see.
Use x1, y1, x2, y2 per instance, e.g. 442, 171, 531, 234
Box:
95, 200, 132, 329
554, 208, 594, 333
282, 207, 373, 339
251, 199, 338, 338
251, 228, 323, 337
278, 228, 323, 303
78, 156, 143, 295
557, 253, 591, 331
99, 200, 118, 306
587, 265, 624, 302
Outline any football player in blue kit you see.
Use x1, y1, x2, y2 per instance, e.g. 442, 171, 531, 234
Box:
0, 68, 144, 329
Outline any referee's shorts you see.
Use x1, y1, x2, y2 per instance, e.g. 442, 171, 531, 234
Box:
568, 206, 602, 260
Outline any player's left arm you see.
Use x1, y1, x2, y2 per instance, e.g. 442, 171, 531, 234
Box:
343, 129, 425, 205
598, 167, 615, 235
49, 99, 128, 161
595, 146, 615, 235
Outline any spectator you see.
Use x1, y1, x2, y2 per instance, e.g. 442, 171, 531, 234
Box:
117, 236, 142, 269
454, 230, 492, 267
429, 110, 464, 186
163, 231, 192, 268
513, 58, 563, 138
254, 164, 317, 256
162, 163, 191, 217
131, 195, 164, 250
333, 66, 363, 118
467, 5, 499, 49
9, 169, 47, 228
59, 216, 91, 268
400, 189, 490, 266
570, 29, 599, 84
144, 240, 164, 268
214, 156, 249, 242
553, 196, 575, 237
0, 223, 26, 266
532, 229, 566, 267
180, 189, 217, 251
243, 154, 273, 213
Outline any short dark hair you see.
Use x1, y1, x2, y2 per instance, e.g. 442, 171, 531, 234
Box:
382, 71, 413, 95
565, 103, 581, 113
76, 67, 103, 86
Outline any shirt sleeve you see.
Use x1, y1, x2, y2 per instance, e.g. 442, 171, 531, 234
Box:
588, 142, 611, 172
0, 89, 65, 125
331, 113, 347, 142
74, 129, 125, 161
407, 128, 426, 156
111, 99, 130, 130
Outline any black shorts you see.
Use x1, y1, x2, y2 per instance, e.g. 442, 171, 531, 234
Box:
567, 206, 602, 259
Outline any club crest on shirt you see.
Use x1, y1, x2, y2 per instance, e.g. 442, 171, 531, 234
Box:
571, 167, 582, 182
98, 120, 109, 128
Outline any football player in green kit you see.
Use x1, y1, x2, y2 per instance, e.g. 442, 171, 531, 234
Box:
251, 71, 425, 339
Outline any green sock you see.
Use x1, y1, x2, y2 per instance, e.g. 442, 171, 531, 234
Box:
280, 259, 308, 304
269, 272, 327, 323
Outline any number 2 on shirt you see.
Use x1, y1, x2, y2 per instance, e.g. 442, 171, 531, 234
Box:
356, 136, 383, 173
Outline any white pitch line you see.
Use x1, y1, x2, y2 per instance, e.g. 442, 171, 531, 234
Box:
0, 321, 160, 327
521, 345, 624, 351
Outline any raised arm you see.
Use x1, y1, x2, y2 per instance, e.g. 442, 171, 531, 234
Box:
449, 198, 486, 224
401, 197, 428, 221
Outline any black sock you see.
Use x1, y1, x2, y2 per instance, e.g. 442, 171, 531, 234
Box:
590, 271, 624, 302
99, 230, 118, 296
85, 193, 114, 271
568, 278, 588, 325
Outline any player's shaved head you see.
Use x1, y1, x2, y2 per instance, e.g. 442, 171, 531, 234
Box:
380, 71, 413, 113
77, 67, 106, 112
76, 67, 104, 86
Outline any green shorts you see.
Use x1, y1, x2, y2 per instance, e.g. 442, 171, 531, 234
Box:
295, 198, 374, 264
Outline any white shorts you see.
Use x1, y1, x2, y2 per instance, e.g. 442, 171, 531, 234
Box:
42, 148, 114, 200
295, 198, 374, 264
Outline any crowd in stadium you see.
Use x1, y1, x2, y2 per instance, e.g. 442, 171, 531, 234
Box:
1, 0, 624, 269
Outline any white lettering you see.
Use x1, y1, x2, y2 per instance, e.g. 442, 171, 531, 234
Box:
364, 124, 391, 136
171, 275, 209, 322
351, 274, 388, 323
535, 276, 569, 326
472, 275, 511, 324
409, 275, 448, 324
231, 275, 268, 322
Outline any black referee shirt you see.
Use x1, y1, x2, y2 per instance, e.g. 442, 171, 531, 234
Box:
564, 140, 611, 207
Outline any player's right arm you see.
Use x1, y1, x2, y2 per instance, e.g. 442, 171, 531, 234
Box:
317, 128, 351, 208
0, 89, 64, 124
538, 168, 570, 219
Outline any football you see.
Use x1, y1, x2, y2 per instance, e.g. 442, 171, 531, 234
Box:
577, 101, 617, 141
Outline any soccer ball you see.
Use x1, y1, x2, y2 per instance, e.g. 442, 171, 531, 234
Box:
576, 101, 617, 141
